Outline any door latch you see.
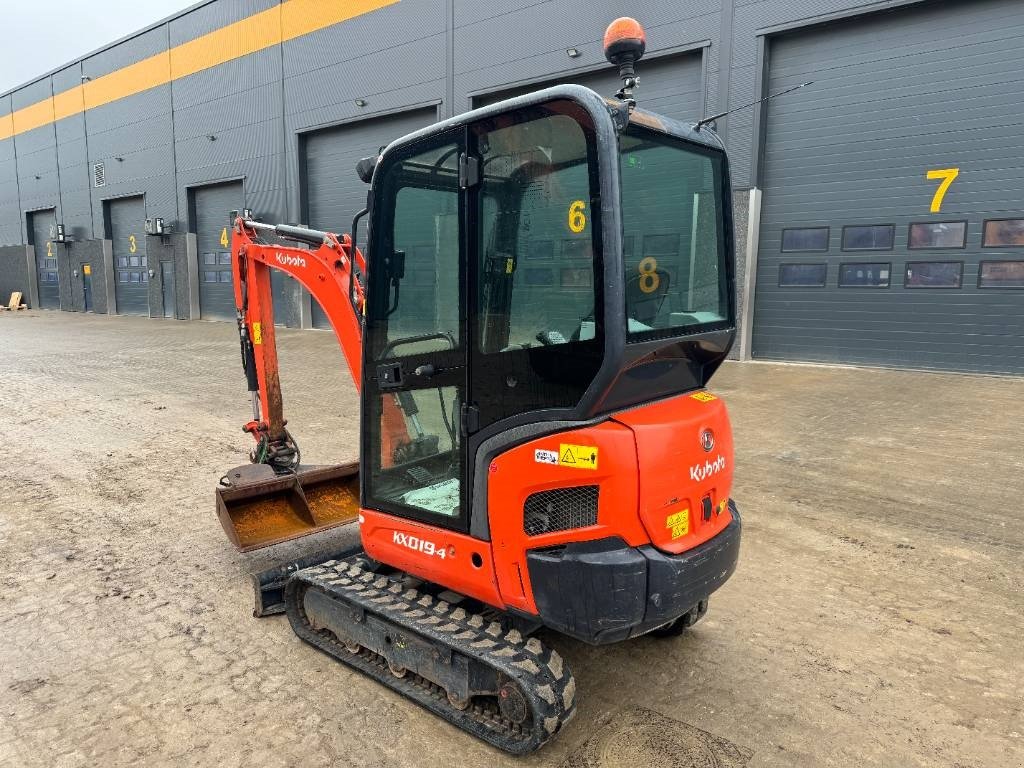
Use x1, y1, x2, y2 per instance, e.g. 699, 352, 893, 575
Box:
459, 153, 480, 189
460, 403, 480, 436
377, 362, 403, 390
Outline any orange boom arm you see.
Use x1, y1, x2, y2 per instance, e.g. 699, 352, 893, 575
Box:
230, 217, 366, 460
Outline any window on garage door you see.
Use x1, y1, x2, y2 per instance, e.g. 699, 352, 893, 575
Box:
983, 219, 1024, 247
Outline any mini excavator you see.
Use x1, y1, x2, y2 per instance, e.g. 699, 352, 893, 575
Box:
214, 19, 742, 754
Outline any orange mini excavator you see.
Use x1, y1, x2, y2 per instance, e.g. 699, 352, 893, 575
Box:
213, 19, 741, 754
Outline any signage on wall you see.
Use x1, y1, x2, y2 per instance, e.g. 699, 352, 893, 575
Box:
926, 167, 959, 213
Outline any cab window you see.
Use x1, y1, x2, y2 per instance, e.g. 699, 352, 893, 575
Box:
475, 102, 601, 352
619, 128, 729, 340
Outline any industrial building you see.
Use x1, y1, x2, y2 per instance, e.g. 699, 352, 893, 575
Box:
1, 0, 1022, 374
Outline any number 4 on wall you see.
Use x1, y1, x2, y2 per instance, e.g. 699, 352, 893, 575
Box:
926, 168, 959, 213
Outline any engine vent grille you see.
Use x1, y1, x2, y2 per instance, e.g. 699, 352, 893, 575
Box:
93, 162, 105, 188
523, 485, 598, 536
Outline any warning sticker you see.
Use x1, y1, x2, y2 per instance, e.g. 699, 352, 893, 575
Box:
83, 264, 91, 275
534, 449, 559, 465
252, 322, 262, 345
690, 391, 717, 403
559, 444, 598, 470
666, 509, 690, 539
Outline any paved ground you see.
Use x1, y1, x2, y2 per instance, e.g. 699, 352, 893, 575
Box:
1, 311, 1022, 768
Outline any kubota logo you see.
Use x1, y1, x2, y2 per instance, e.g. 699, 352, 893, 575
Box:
690, 455, 726, 482
275, 252, 306, 268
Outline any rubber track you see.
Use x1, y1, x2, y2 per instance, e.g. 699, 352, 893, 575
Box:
284, 556, 577, 754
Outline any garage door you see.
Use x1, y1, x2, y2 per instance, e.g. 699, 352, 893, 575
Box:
108, 196, 148, 316
194, 182, 243, 321
304, 108, 436, 329
752, 0, 1024, 374
29, 209, 59, 309
472, 50, 704, 122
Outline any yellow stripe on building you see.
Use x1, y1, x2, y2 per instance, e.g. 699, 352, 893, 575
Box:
0, 0, 398, 142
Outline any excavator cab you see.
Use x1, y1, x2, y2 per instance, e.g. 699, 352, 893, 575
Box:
359, 88, 734, 536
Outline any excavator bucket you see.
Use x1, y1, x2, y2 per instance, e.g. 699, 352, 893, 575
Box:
216, 462, 360, 552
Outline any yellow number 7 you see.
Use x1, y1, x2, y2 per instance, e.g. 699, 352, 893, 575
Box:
926, 168, 959, 213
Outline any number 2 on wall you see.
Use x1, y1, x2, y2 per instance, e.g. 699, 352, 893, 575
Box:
220, 227, 230, 248
128, 234, 137, 254
926, 168, 959, 213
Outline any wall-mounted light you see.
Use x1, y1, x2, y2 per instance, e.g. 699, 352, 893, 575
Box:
242, 208, 254, 220
145, 217, 165, 236
54, 223, 67, 243
566, 47, 581, 58
354, 98, 367, 107
81, 75, 91, 83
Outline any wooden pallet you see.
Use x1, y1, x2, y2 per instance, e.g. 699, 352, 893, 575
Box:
1, 291, 27, 310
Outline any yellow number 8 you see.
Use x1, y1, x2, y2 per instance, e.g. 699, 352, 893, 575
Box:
568, 200, 587, 233
638, 256, 660, 294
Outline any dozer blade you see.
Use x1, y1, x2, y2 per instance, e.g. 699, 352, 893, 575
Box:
216, 462, 360, 552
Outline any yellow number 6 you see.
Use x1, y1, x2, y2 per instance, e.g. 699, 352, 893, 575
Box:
926, 168, 959, 213
568, 200, 587, 233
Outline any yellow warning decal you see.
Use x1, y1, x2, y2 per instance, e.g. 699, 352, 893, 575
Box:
559, 443, 598, 470
83, 264, 91, 275
666, 509, 690, 539
252, 322, 262, 345
690, 391, 717, 403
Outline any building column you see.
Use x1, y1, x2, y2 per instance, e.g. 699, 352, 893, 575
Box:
738, 188, 762, 362
101, 239, 117, 315
186, 231, 200, 319
24, 245, 40, 309
299, 287, 313, 329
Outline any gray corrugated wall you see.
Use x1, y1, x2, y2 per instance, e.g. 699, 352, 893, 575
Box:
0, 95, 20, 245
0, 244, 30, 303
0, 0, 942, 338
752, 0, 1024, 374
0, 0, 943, 245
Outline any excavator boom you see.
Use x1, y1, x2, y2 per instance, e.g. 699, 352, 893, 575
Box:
216, 219, 368, 550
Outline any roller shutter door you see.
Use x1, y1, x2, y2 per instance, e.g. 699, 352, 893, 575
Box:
472, 50, 704, 122
194, 182, 243, 321
753, 0, 1024, 374
108, 196, 148, 316
304, 108, 436, 329
29, 209, 59, 309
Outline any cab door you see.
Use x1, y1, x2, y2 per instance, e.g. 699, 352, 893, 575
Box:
362, 130, 469, 531
468, 100, 605, 433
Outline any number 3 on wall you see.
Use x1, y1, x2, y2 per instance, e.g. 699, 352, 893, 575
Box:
926, 168, 959, 213
128, 234, 137, 254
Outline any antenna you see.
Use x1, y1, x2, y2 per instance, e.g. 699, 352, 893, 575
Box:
694, 81, 813, 131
